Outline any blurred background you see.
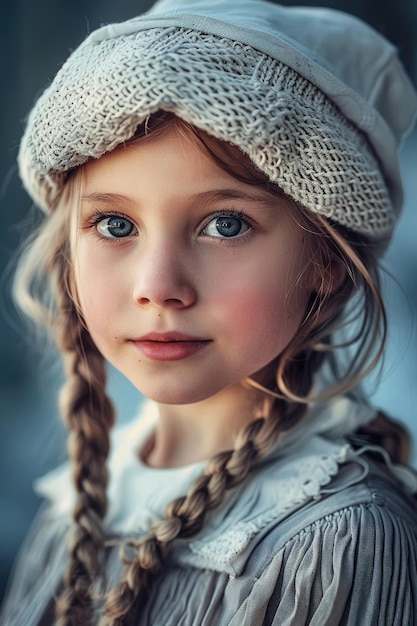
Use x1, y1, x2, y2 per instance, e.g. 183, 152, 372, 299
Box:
0, 0, 416, 607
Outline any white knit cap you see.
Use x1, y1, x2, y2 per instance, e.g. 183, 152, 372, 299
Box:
18, 0, 417, 245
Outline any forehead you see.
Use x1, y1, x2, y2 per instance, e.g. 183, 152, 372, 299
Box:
80, 123, 288, 213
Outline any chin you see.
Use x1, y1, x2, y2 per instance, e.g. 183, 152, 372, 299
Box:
134, 382, 214, 406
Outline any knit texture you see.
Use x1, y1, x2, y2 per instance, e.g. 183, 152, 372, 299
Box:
19, 25, 395, 238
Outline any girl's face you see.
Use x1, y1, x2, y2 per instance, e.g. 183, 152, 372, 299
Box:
75, 124, 313, 406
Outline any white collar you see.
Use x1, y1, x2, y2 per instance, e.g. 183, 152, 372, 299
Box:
35, 396, 415, 575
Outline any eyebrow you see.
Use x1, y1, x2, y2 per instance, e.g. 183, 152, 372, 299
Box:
81, 192, 135, 207
190, 188, 281, 206
82, 188, 281, 207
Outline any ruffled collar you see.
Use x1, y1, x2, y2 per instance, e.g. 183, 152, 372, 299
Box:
35, 396, 416, 575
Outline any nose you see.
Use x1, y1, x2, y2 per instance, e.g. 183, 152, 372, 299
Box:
132, 240, 196, 309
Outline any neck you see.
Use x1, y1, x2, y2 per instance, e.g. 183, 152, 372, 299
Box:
143, 383, 269, 468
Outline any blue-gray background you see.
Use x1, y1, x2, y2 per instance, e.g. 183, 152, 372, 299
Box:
0, 0, 416, 606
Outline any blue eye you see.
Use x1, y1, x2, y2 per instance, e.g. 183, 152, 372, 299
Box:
96, 216, 137, 239
204, 214, 250, 238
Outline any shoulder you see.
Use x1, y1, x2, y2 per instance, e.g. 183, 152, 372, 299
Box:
281, 456, 416, 538
0, 505, 69, 625
242, 456, 417, 569
183, 396, 417, 578
234, 460, 417, 625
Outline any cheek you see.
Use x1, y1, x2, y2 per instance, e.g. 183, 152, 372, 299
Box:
212, 268, 308, 354
74, 245, 127, 338
229, 287, 299, 335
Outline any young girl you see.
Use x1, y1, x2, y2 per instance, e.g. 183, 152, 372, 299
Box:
2, 0, 417, 624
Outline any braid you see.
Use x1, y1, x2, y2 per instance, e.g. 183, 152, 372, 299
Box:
55, 286, 115, 625
101, 399, 305, 625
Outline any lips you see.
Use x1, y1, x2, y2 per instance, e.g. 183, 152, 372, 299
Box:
130, 332, 212, 361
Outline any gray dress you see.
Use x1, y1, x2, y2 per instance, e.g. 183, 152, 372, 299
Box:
2, 398, 417, 625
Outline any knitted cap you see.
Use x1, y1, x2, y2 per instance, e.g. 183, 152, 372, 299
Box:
18, 0, 416, 244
